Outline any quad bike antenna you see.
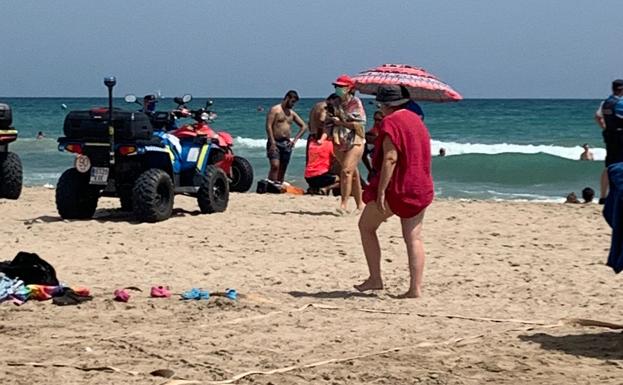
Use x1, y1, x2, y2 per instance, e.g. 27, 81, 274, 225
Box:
104, 76, 116, 165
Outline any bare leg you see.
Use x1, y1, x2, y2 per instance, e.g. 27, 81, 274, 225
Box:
339, 144, 364, 211
277, 161, 289, 183
398, 210, 426, 298
355, 202, 393, 291
268, 159, 280, 182
351, 167, 364, 210
600, 168, 609, 200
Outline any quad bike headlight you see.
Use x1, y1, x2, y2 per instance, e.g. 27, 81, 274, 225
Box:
75, 154, 91, 173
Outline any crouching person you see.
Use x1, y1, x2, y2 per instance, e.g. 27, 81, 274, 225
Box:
305, 139, 340, 195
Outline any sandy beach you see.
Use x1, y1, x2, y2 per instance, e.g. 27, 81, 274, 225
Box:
1, 187, 622, 384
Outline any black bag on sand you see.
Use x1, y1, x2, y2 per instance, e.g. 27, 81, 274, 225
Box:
256, 179, 283, 194
0, 251, 59, 286
52, 288, 92, 306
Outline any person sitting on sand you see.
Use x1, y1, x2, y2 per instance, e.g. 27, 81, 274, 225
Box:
580, 143, 594, 161
356, 85, 434, 299
582, 187, 595, 203
565, 192, 580, 204
305, 139, 340, 195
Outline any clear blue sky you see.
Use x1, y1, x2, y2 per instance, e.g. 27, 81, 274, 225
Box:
0, 0, 620, 98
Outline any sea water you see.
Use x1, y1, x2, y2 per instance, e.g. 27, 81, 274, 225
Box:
1, 97, 605, 202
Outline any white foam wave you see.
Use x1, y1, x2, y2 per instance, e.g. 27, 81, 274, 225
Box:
430, 140, 605, 161
235, 136, 605, 161
235, 136, 307, 149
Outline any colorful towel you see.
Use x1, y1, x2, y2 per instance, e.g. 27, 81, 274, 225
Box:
0, 278, 91, 305
0, 273, 25, 303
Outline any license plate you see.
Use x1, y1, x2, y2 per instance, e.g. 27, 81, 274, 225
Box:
89, 167, 109, 185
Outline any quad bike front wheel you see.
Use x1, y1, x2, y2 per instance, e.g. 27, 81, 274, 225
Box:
197, 165, 229, 213
0, 151, 22, 199
229, 155, 254, 193
133, 168, 174, 223
56, 168, 99, 219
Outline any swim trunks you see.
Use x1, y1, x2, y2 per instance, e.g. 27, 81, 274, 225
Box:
266, 138, 292, 165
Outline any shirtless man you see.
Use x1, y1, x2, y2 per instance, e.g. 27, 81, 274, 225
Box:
308, 93, 340, 144
265, 90, 307, 183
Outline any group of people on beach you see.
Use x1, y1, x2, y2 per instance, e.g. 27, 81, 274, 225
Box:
264, 75, 434, 298
264, 76, 369, 213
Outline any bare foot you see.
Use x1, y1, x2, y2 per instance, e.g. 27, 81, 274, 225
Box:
336, 207, 350, 216
354, 278, 383, 292
396, 289, 421, 299
351, 207, 363, 216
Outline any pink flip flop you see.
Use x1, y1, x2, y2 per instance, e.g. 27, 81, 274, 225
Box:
150, 286, 171, 298
114, 289, 130, 302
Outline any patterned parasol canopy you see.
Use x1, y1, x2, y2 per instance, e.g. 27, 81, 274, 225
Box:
351, 64, 462, 102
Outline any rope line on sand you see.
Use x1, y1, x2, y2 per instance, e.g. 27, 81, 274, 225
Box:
153, 317, 623, 385
218, 302, 619, 328
5, 362, 139, 376
199, 334, 483, 385
6, 304, 622, 385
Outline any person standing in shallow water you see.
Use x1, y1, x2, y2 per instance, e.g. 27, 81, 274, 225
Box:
579, 143, 593, 161
355, 85, 434, 299
265, 90, 307, 184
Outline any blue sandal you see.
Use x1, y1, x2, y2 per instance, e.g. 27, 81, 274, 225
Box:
181, 288, 210, 300
225, 288, 237, 300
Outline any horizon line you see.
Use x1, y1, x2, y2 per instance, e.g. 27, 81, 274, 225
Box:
0, 96, 605, 101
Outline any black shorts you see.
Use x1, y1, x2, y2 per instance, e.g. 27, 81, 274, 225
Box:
603, 130, 623, 166
267, 139, 292, 165
305, 173, 338, 189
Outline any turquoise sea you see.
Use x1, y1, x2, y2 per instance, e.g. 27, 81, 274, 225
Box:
1, 97, 606, 202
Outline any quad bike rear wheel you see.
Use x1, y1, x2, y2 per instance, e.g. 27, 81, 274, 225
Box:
0, 151, 22, 199
197, 165, 229, 213
133, 168, 174, 223
56, 168, 99, 219
229, 155, 254, 193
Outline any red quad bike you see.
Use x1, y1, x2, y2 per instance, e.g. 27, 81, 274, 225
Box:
0, 102, 23, 199
169, 97, 254, 193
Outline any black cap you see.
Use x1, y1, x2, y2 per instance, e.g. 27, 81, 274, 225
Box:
613, 79, 623, 90
375, 85, 410, 106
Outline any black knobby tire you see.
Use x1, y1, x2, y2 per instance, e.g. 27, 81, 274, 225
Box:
0, 151, 23, 199
119, 194, 133, 211
229, 155, 254, 193
56, 168, 99, 219
132, 169, 174, 222
197, 165, 229, 213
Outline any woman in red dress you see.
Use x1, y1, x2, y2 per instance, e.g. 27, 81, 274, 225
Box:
356, 85, 434, 298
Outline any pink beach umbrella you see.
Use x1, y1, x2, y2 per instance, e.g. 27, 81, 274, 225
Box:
351, 64, 462, 102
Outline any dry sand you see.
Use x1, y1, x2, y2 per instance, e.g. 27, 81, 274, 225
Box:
1, 188, 622, 384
